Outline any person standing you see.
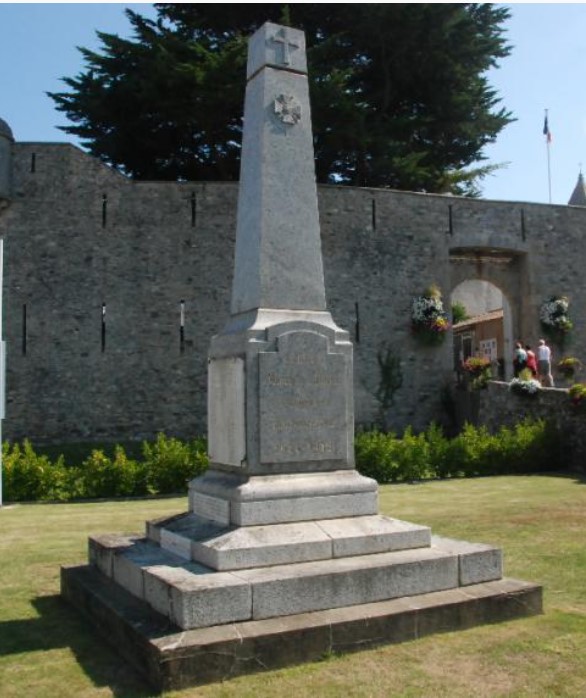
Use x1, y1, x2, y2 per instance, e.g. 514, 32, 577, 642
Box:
537, 339, 554, 387
525, 344, 538, 377
513, 341, 527, 377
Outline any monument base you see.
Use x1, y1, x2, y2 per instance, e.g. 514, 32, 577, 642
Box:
61, 563, 542, 692
60, 501, 543, 690
187, 469, 378, 526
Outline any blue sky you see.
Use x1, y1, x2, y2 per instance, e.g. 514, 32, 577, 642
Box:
0, 3, 584, 205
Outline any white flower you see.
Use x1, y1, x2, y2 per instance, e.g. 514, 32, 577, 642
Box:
539, 296, 570, 329
509, 378, 541, 395
411, 295, 447, 325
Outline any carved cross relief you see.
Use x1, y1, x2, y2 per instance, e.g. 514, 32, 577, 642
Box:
270, 28, 300, 66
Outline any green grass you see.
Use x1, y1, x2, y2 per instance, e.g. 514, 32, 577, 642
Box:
0, 472, 585, 697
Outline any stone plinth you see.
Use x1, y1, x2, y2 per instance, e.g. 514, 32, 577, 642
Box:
62, 564, 543, 692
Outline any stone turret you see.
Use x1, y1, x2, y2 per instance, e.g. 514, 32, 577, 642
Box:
0, 117, 14, 210
568, 171, 586, 206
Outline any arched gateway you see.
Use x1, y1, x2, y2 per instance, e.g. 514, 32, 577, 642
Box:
450, 247, 524, 381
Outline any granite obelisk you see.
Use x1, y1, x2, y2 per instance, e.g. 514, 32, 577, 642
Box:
189, 21, 378, 524
62, 22, 542, 691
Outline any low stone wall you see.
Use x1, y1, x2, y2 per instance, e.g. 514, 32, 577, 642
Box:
478, 381, 585, 472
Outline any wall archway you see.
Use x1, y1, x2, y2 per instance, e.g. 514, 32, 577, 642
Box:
451, 279, 514, 380
449, 246, 529, 380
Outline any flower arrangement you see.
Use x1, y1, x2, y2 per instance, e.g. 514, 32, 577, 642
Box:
539, 296, 573, 343
568, 383, 586, 410
509, 370, 541, 397
463, 356, 491, 376
462, 356, 492, 390
557, 356, 582, 378
411, 284, 450, 346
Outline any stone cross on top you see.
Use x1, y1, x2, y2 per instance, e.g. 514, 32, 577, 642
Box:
246, 22, 307, 79
271, 27, 300, 66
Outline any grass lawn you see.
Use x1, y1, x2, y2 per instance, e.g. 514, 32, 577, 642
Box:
0, 472, 585, 697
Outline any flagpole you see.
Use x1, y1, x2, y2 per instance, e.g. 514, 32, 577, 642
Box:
544, 109, 552, 204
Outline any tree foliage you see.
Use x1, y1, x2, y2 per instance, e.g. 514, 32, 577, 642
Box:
49, 3, 513, 194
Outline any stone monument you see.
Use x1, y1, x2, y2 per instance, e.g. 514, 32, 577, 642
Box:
62, 22, 542, 690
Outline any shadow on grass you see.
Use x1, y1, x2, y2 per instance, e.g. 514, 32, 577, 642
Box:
0, 595, 158, 697
530, 469, 586, 485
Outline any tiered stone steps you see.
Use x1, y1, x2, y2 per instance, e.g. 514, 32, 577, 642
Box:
87, 514, 503, 631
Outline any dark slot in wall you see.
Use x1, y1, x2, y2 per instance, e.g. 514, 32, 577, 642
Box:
22, 303, 27, 355
101, 303, 106, 352
180, 300, 185, 353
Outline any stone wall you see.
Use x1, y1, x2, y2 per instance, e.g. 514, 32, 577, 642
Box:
478, 381, 586, 472
0, 142, 585, 444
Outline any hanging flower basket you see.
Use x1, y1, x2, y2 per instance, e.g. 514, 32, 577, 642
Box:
539, 296, 573, 345
411, 284, 450, 346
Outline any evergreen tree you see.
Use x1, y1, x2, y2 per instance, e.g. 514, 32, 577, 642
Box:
49, 3, 512, 194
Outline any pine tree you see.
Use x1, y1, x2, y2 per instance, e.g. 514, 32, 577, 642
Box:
49, 4, 512, 194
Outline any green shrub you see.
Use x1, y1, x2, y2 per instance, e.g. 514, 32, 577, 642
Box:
394, 427, 435, 481
1, 421, 559, 502
2, 440, 71, 501
355, 426, 435, 483
142, 434, 208, 494
76, 446, 149, 499
356, 419, 560, 483
2, 434, 209, 502
355, 429, 401, 483
425, 422, 454, 478
2, 439, 72, 502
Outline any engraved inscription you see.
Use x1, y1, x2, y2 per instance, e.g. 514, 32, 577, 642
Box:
192, 492, 230, 526
259, 330, 349, 464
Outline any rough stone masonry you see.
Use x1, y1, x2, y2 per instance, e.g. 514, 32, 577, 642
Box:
61, 22, 542, 690
1, 84, 586, 443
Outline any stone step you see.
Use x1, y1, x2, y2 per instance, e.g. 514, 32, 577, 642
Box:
146, 513, 431, 571
62, 563, 543, 691
89, 533, 503, 630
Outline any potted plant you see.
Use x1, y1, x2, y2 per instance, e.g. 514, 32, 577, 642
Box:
462, 356, 492, 390
557, 356, 582, 382
568, 383, 586, 412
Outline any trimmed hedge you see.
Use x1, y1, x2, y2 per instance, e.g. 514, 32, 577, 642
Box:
2, 434, 209, 502
1, 419, 562, 502
355, 418, 561, 483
